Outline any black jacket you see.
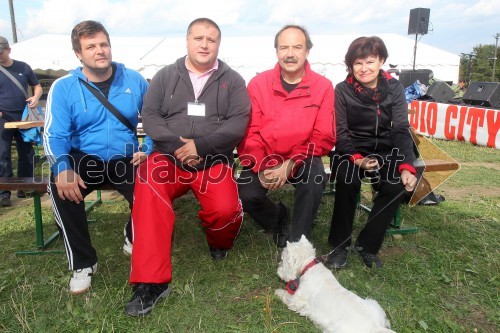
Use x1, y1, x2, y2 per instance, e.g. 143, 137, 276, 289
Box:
142, 57, 251, 169
334, 77, 415, 165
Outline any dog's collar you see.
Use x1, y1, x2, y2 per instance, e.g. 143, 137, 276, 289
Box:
286, 256, 325, 295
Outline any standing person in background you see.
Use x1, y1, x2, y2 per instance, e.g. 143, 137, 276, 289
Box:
0, 36, 43, 206
237, 25, 335, 248
44, 20, 149, 295
327, 36, 417, 270
124, 18, 250, 316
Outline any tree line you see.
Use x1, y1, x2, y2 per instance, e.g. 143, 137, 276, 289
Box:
460, 44, 499, 84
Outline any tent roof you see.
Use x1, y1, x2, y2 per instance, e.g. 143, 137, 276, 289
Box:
10, 34, 161, 73
10, 33, 459, 85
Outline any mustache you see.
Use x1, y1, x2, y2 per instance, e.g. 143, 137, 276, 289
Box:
284, 57, 298, 64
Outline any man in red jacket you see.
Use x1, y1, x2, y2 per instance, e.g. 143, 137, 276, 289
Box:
237, 25, 336, 247
125, 18, 250, 317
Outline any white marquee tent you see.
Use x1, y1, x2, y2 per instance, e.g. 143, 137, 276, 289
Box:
10, 33, 460, 87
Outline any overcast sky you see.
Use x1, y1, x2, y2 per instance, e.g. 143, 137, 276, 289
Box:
0, 0, 498, 56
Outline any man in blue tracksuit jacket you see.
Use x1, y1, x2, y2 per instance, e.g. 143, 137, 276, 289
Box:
43, 20, 150, 295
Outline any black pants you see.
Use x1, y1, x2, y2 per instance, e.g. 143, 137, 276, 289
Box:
237, 157, 326, 242
328, 153, 405, 254
48, 151, 135, 270
0, 115, 35, 197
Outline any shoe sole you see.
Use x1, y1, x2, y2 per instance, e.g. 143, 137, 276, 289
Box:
69, 286, 91, 295
125, 287, 171, 316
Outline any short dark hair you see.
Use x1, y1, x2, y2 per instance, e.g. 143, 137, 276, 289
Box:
344, 36, 388, 71
187, 18, 221, 40
0, 36, 10, 49
71, 20, 110, 53
274, 25, 313, 50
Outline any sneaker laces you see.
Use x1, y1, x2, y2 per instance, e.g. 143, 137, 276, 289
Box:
73, 266, 95, 278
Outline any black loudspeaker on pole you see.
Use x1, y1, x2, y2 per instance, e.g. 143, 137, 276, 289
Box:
408, 8, 430, 71
408, 8, 430, 35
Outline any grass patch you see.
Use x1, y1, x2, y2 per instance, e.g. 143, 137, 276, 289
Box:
0, 139, 499, 332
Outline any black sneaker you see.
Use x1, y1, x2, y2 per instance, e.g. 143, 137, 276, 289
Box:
0, 196, 11, 207
273, 203, 289, 248
17, 190, 26, 198
124, 283, 170, 316
325, 247, 349, 269
209, 247, 228, 260
353, 245, 383, 268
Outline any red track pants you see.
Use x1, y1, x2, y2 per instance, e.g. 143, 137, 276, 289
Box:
130, 153, 243, 284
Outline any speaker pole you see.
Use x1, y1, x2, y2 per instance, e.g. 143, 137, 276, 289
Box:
408, 8, 429, 72
492, 33, 499, 82
413, 34, 418, 71
8, 0, 18, 43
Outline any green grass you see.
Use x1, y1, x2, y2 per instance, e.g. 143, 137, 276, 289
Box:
1, 140, 499, 332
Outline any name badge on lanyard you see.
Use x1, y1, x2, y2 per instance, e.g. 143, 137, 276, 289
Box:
187, 102, 206, 117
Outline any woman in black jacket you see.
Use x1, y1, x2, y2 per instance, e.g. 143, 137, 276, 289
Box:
327, 36, 418, 269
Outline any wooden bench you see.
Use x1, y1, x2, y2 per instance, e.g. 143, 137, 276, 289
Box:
413, 159, 460, 173
408, 129, 460, 207
0, 177, 114, 255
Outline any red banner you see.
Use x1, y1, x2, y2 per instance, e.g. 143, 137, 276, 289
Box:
409, 100, 500, 149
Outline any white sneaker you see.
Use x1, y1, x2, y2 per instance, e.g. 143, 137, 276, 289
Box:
69, 263, 97, 295
123, 227, 133, 256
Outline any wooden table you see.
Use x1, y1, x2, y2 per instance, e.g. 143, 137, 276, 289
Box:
4, 120, 44, 129
4, 120, 45, 160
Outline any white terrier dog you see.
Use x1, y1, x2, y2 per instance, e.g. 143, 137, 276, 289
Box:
275, 235, 396, 333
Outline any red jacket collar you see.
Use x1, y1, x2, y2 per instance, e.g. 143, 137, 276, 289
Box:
272, 60, 312, 93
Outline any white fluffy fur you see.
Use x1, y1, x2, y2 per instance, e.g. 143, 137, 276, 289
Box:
276, 235, 396, 333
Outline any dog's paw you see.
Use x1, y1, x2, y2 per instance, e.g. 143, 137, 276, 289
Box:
275, 288, 288, 301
